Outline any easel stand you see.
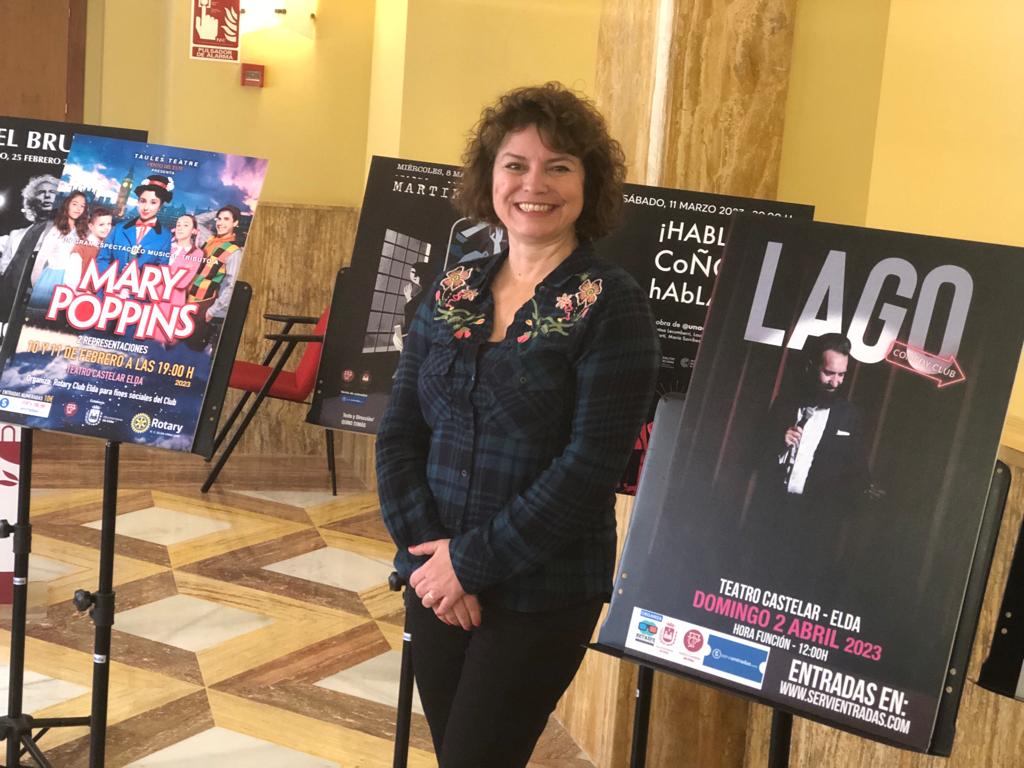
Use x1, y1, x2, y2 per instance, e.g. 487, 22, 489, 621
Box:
388, 571, 414, 768
768, 710, 792, 768
628, 665, 793, 768
0, 431, 121, 767
629, 665, 653, 767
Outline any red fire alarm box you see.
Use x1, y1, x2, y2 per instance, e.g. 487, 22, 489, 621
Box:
241, 63, 265, 88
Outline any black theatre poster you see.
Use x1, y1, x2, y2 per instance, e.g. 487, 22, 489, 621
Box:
0, 116, 147, 335
597, 186, 813, 492
597, 215, 1024, 752
308, 156, 506, 433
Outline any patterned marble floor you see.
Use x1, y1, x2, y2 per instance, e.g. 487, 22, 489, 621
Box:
1, 481, 597, 767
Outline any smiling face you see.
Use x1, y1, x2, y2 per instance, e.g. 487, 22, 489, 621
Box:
90, 214, 113, 241
491, 124, 584, 250
174, 215, 196, 244
136, 190, 162, 221
214, 209, 238, 237
67, 193, 86, 221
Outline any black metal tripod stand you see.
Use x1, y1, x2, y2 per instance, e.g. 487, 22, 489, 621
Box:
0, 431, 121, 767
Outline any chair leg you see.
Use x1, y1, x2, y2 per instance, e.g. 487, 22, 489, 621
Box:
325, 429, 337, 496
209, 390, 253, 459
202, 390, 268, 493
202, 341, 298, 494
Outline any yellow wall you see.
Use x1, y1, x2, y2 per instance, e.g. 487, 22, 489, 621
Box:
865, 1, 1024, 244
85, 0, 375, 207
84, 0, 601, 203
398, 0, 604, 165
365, 0, 408, 171
776, 0, 890, 224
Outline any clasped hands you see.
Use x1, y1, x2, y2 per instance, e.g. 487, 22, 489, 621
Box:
409, 538, 482, 630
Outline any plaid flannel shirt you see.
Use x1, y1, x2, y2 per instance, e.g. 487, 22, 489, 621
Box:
376, 244, 659, 611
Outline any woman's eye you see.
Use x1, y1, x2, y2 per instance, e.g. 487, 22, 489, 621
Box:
550, 165, 571, 174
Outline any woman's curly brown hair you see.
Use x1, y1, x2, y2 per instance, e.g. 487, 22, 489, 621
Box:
456, 82, 626, 242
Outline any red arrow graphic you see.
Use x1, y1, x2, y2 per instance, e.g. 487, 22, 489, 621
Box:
884, 340, 966, 388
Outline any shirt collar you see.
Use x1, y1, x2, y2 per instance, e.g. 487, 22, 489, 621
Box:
472, 241, 596, 291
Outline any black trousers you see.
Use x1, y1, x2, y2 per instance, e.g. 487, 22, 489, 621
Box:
404, 591, 602, 768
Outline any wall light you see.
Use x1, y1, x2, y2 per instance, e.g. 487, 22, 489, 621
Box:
240, 0, 317, 39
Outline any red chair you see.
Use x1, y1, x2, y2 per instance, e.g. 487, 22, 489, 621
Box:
202, 309, 336, 493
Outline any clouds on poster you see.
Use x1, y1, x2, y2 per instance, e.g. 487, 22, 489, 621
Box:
61, 135, 268, 216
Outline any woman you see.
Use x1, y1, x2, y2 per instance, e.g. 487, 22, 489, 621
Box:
27, 191, 88, 310
153, 214, 204, 344
376, 83, 660, 767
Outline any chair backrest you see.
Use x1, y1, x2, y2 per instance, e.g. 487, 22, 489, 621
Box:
292, 309, 330, 395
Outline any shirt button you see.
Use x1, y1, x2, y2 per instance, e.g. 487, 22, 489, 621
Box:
519, 376, 527, 384
460, 469, 468, 478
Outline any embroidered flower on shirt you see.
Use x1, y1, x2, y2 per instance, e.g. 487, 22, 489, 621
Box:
440, 265, 471, 292
576, 277, 602, 307
517, 272, 603, 344
435, 265, 486, 339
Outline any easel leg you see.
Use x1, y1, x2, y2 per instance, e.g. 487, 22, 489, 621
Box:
768, 710, 793, 768
393, 625, 413, 768
630, 665, 654, 768
87, 441, 120, 768
4, 428, 32, 766
325, 430, 337, 496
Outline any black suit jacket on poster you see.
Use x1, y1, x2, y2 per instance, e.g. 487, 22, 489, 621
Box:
761, 396, 870, 508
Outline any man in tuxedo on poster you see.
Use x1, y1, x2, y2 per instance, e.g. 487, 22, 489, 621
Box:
747, 333, 875, 595
764, 332, 870, 510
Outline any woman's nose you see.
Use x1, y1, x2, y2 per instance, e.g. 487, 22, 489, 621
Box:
523, 166, 548, 193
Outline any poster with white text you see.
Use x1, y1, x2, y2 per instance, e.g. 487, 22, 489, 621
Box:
598, 215, 1024, 752
0, 136, 267, 451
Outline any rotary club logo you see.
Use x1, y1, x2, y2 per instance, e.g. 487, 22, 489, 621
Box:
131, 413, 152, 434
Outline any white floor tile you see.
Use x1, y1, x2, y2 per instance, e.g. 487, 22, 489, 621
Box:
28, 554, 80, 583
114, 594, 273, 652
126, 727, 338, 767
84, 506, 231, 546
235, 490, 338, 508
263, 547, 392, 593
0, 666, 89, 712
315, 650, 423, 714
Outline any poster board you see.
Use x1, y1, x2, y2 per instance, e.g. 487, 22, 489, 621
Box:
597, 215, 1024, 752
594, 186, 813, 492
0, 117, 147, 603
0, 135, 268, 453
308, 156, 505, 433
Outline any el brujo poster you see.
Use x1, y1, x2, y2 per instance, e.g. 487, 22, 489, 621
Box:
0, 134, 268, 452
598, 215, 1024, 752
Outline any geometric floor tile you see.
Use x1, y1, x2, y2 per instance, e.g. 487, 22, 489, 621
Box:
262, 547, 393, 593
235, 490, 340, 508
0, 665, 89, 712
314, 649, 424, 714
28, 554, 81, 583
83, 506, 232, 546
20, 470, 594, 768
114, 594, 274, 652
124, 727, 339, 767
